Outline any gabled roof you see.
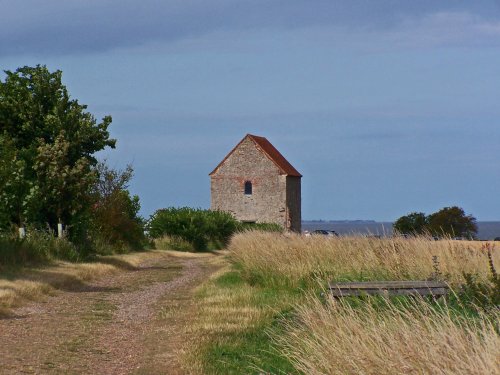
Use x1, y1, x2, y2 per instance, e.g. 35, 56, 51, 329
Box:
209, 134, 302, 177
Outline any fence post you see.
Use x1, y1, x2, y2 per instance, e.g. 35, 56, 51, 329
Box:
19, 227, 26, 239
58, 223, 64, 238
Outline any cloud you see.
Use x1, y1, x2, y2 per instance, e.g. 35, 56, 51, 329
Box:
2, 0, 360, 56
2, 0, 499, 57
388, 11, 500, 48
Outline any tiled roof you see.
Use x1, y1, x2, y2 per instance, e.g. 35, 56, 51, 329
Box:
210, 134, 302, 177
247, 134, 302, 177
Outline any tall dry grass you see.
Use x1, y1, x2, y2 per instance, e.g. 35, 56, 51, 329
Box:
275, 295, 500, 375
229, 232, 498, 287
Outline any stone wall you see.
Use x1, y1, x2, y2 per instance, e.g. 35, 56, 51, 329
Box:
211, 137, 288, 227
286, 176, 301, 232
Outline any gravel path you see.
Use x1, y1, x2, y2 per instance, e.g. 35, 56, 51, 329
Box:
0, 252, 219, 374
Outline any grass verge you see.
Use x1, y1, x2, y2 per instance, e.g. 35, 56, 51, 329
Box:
186, 256, 301, 374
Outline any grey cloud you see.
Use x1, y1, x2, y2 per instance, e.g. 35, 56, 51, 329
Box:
1, 0, 498, 57
387, 11, 500, 48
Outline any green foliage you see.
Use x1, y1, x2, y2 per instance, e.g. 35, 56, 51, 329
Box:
148, 208, 238, 251
393, 212, 427, 235
0, 135, 38, 228
393, 206, 477, 238
427, 206, 477, 239
89, 162, 146, 253
148, 208, 284, 252
0, 65, 115, 233
460, 244, 500, 309
0, 65, 147, 261
33, 131, 95, 224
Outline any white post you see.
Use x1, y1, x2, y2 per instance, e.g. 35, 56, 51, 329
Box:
18, 227, 26, 239
57, 223, 64, 238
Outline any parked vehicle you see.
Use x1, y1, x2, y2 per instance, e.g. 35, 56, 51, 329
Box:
312, 229, 339, 237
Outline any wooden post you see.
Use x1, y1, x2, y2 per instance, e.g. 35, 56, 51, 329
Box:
18, 227, 26, 239
57, 223, 64, 238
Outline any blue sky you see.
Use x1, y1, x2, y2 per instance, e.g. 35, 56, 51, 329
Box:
1, 0, 500, 221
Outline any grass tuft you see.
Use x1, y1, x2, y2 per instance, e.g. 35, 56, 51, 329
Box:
275, 294, 500, 375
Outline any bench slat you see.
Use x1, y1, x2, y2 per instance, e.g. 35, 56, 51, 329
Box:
329, 287, 448, 297
328, 280, 449, 298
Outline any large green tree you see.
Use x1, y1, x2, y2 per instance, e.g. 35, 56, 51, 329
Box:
393, 206, 478, 239
427, 206, 478, 239
0, 135, 39, 228
0, 65, 115, 231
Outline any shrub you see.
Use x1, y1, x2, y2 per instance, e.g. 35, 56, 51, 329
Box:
89, 162, 147, 252
148, 207, 239, 251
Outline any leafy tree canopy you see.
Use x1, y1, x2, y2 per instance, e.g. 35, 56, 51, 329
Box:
0, 65, 115, 229
427, 206, 477, 239
393, 206, 478, 239
393, 212, 427, 235
0, 65, 115, 160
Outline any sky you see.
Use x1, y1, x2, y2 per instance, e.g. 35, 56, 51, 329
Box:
1, 0, 500, 221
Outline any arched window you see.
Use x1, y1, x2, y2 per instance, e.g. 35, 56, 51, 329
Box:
244, 181, 252, 195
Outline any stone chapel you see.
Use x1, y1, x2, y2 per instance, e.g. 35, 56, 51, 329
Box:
210, 134, 302, 232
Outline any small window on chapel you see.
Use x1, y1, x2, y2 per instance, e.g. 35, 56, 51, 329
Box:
244, 181, 252, 195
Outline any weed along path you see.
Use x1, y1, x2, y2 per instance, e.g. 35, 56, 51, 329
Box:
0, 251, 220, 375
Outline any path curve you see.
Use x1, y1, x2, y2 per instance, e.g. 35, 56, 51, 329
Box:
0, 252, 219, 374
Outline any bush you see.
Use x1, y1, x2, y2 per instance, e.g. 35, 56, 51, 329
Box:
89, 162, 147, 252
148, 207, 238, 251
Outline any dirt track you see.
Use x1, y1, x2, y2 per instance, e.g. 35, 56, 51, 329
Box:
0, 252, 219, 374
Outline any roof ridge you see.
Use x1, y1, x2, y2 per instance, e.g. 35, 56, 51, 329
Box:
247, 135, 301, 177
210, 134, 301, 177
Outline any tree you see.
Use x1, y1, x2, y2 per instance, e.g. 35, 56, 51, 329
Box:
33, 132, 95, 226
393, 212, 428, 235
90, 162, 145, 251
0, 65, 115, 232
0, 134, 45, 229
393, 206, 478, 239
427, 206, 477, 239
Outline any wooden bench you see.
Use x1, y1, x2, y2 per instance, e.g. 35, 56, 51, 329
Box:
328, 280, 449, 298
